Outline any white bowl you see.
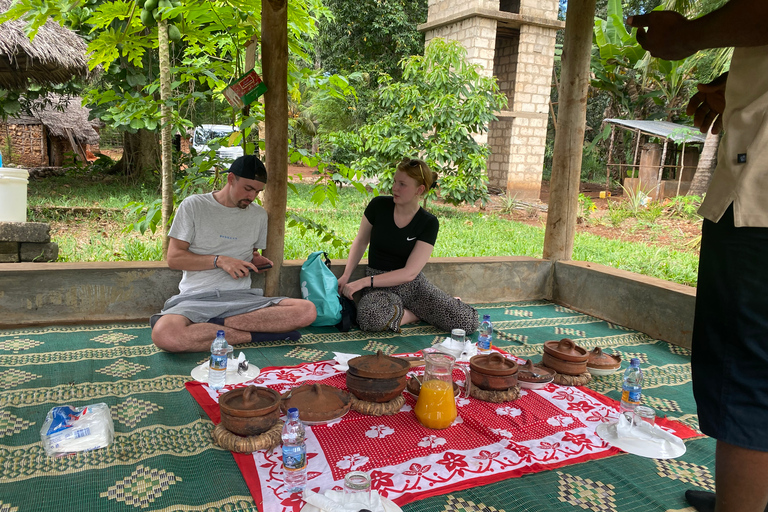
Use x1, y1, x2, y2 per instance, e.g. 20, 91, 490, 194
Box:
587, 366, 621, 376
519, 378, 554, 390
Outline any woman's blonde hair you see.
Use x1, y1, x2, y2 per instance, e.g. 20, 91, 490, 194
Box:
397, 158, 438, 193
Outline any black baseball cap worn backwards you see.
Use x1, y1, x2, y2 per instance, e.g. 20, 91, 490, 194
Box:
229, 155, 268, 183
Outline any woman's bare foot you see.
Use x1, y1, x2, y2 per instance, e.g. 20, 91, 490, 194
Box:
401, 309, 419, 325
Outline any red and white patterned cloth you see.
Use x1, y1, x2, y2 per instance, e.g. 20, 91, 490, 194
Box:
186, 352, 698, 512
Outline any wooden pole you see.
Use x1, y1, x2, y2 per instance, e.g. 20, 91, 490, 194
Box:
676, 141, 686, 197
158, 20, 173, 259
542, 0, 596, 261
605, 124, 615, 194
262, 0, 288, 297
655, 139, 669, 201
631, 129, 641, 178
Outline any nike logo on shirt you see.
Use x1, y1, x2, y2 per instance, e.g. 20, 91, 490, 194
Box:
407, 236, 416, 241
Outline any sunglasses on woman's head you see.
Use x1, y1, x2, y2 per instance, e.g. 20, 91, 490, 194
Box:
405, 159, 426, 184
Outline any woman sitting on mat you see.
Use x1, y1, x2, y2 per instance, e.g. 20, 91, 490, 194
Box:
338, 157, 479, 334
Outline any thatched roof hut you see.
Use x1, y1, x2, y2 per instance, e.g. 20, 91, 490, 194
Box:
0, 0, 90, 89
1, 94, 100, 167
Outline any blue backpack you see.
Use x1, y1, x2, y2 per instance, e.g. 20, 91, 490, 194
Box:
300, 251, 342, 326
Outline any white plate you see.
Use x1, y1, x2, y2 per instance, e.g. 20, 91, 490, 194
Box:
587, 366, 621, 376
596, 421, 686, 459
519, 378, 554, 390
300, 494, 402, 512
191, 361, 261, 386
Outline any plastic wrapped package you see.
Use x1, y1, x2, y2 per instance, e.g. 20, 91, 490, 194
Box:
40, 403, 114, 456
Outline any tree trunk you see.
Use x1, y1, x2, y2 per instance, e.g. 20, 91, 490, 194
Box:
111, 129, 160, 180
688, 129, 720, 197
158, 20, 174, 259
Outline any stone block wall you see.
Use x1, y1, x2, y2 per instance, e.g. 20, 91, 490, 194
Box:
0, 124, 47, 167
0, 222, 59, 263
428, 0, 500, 20
519, 0, 559, 20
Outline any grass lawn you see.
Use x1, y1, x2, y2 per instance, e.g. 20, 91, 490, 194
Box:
26, 172, 700, 287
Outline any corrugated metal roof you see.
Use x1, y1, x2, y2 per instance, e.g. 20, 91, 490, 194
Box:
605, 119, 707, 144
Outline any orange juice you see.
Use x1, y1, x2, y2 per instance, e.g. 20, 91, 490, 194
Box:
414, 380, 457, 429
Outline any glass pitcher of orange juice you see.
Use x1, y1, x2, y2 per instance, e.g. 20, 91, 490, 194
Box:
414, 353, 471, 429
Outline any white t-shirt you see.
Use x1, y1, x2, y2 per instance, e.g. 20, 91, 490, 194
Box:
169, 192, 268, 295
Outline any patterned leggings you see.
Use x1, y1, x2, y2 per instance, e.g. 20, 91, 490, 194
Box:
357, 268, 479, 334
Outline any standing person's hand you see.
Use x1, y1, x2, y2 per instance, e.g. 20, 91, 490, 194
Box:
686, 73, 728, 134
627, 11, 697, 61
337, 275, 350, 294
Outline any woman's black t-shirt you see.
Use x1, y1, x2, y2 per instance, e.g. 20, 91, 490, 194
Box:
364, 196, 439, 271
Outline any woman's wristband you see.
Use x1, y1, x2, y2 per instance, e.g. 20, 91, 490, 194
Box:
370, 275, 374, 288
213, 255, 219, 269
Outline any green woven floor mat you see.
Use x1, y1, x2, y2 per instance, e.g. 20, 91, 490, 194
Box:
0, 301, 711, 512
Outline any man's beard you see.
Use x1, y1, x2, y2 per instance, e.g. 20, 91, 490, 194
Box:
237, 200, 251, 209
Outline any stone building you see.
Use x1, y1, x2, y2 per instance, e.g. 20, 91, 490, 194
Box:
419, 0, 564, 202
0, 95, 101, 168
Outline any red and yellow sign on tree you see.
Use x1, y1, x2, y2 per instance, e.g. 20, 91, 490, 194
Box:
224, 69, 268, 109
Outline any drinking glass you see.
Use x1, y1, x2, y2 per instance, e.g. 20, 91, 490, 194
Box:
633, 405, 655, 426
344, 471, 371, 504
451, 328, 465, 344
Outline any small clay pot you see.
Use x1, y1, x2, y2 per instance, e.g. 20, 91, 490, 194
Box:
469, 353, 519, 390
587, 347, 622, 370
542, 352, 587, 376
543, 338, 589, 362
280, 384, 352, 423
219, 386, 281, 437
347, 350, 411, 379
346, 372, 407, 403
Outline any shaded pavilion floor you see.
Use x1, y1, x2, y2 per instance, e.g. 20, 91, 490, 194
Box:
0, 300, 711, 512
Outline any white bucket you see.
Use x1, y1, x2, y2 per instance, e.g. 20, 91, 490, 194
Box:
0, 168, 29, 222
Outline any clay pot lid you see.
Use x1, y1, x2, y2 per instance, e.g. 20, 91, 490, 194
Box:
470, 352, 519, 376
219, 386, 281, 418
347, 350, 411, 379
587, 347, 622, 369
543, 338, 589, 362
280, 384, 351, 422
517, 360, 555, 382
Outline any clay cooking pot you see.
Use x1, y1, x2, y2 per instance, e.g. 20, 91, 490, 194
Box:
346, 372, 407, 403
543, 338, 589, 362
587, 347, 622, 370
347, 350, 411, 379
219, 385, 281, 436
541, 352, 587, 375
517, 359, 555, 383
469, 352, 519, 390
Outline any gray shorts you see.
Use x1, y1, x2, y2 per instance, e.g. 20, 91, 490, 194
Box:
150, 289, 286, 328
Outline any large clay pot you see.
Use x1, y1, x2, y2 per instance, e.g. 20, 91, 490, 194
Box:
347, 350, 411, 379
469, 352, 519, 390
346, 372, 407, 403
543, 338, 589, 362
219, 386, 281, 436
542, 352, 587, 375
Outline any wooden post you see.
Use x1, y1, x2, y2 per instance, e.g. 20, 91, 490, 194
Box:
605, 124, 615, 194
676, 141, 686, 197
262, 0, 288, 297
542, 0, 596, 261
655, 139, 669, 201
631, 129, 641, 178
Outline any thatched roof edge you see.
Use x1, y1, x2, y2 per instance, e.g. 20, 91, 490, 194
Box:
4, 95, 100, 144
0, 0, 90, 89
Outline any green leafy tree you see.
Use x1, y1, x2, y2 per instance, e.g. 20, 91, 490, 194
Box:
334, 38, 507, 206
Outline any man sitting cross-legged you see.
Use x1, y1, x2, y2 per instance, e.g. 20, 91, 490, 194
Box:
151, 155, 316, 352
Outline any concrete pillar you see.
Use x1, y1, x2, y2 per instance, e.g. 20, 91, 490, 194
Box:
421, 0, 562, 202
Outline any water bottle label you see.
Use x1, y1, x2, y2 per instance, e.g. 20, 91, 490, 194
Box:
478, 336, 491, 351
210, 354, 227, 371
282, 446, 306, 471
621, 389, 641, 405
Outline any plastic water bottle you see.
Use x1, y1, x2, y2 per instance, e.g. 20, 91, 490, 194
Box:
478, 314, 493, 354
620, 358, 643, 417
281, 407, 307, 493
208, 330, 228, 390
